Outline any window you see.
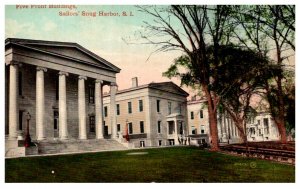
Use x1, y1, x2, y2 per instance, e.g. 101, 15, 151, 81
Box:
191, 126, 197, 135
168, 102, 172, 115
54, 111, 59, 130
89, 116, 95, 132
104, 106, 108, 117
263, 118, 269, 127
55, 78, 59, 100
89, 86, 95, 103
116, 104, 120, 115
201, 125, 205, 134
128, 102, 132, 114
191, 111, 194, 119
19, 111, 23, 130
156, 100, 160, 112
140, 121, 144, 133
128, 122, 133, 134
264, 118, 269, 134
139, 100, 143, 112
18, 71, 22, 96
117, 124, 121, 132
257, 120, 261, 125
200, 110, 204, 119
157, 121, 161, 133
158, 140, 162, 146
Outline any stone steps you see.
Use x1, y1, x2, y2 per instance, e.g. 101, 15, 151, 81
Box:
36, 139, 127, 155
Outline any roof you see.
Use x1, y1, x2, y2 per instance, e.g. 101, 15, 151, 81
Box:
5, 38, 121, 73
187, 99, 207, 105
104, 81, 189, 97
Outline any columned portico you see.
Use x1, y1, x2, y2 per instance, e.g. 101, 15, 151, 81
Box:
8, 61, 19, 139
36, 66, 47, 140
95, 79, 104, 139
110, 82, 117, 139
78, 76, 87, 140
59, 71, 69, 140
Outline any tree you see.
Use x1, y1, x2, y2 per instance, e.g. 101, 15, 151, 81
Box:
211, 45, 278, 143
138, 5, 234, 151
164, 45, 275, 144
231, 5, 295, 143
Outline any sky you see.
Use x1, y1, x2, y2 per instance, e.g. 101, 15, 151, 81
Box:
5, 5, 193, 95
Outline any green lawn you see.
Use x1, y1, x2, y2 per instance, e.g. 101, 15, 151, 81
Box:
5, 146, 295, 183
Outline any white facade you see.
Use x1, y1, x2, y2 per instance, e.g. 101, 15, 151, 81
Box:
187, 98, 280, 144
102, 79, 189, 147
5, 38, 120, 157
247, 113, 280, 141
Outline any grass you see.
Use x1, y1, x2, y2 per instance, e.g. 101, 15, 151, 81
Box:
5, 146, 295, 183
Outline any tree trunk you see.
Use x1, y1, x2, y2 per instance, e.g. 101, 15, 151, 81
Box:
203, 86, 219, 151
275, 118, 287, 143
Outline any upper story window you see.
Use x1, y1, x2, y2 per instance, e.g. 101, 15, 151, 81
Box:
128, 102, 132, 114
104, 106, 108, 117
168, 102, 172, 115
200, 110, 204, 119
55, 78, 59, 100
191, 111, 194, 120
156, 100, 160, 112
18, 71, 22, 96
116, 104, 120, 115
128, 122, 133, 134
263, 118, 269, 127
89, 86, 95, 103
139, 100, 143, 112
140, 121, 144, 133
157, 121, 161, 133
117, 124, 121, 132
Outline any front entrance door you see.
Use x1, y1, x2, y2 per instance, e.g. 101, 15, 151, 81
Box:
104, 126, 108, 136
54, 110, 59, 138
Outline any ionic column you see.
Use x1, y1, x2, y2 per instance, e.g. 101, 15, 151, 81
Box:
95, 79, 104, 139
59, 71, 68, 140
78, 76, 87, 140
110, 82, 117, 139
8, 62, 19, 139
36, 67, 47, 140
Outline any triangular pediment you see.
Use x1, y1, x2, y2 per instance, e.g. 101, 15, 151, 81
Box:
5, 38, 120, 73
150, 82, 189, 97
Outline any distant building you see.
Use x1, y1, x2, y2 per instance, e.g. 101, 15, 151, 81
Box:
246, 112, 280, 141
187, 98, 241, 144
187, 97, 280, 144
103, 77, 189, 147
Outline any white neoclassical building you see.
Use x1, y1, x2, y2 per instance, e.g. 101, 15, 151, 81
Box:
103, 77, 189, 148
5, 38, 121, 156
187, 97, 280, 145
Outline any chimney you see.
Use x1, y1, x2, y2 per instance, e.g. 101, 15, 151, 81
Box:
132, 77, 138, 88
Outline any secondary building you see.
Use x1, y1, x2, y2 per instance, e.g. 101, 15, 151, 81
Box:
103, 77, 189, 147
187, 97, 280, 144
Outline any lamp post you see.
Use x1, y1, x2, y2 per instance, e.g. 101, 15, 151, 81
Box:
24, 112, 31, 147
